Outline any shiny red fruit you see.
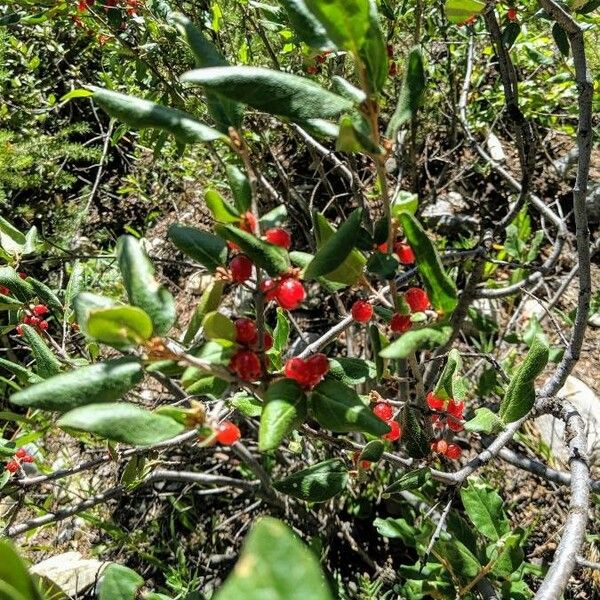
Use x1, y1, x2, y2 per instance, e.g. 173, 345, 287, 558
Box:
351, 300, 373, 323
445, 443, 462, 460
230, 255, 253, 283
229, 350, 262, 382
0, 286, 9, 296
15, 448, 27, 459
32, 304, 49, 316
432, 439, 448, 454
447, 399, 465, 418
390, 313, 411, 333
252, 331, 273, 352
377, 242, 389, 253
235, 318, 258, 345
275, 277, 305, 310
306, 353, 330, 380
394, 242, 415, 265
15, 325, 23, 336
240, 211, 257, 234
431, 414, 445, 430
383, 420, 401, 442
22, 454, 34, 463
507, 7, 517, 21
265, 228, 291, 249
38, 320, 48, 331
260, 278, 279, 301
284, 357, 305, 382
373, 402, 393, 421
216, 421, 241, 445
6, 461, 19, 473
447, 417, 464, 432
405, 287, 430, 312
284, 353, 329, 388
426, 391, 445, 411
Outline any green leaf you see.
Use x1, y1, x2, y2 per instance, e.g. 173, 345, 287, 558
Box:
464, 407, 505, 434
435, 539, 481, 579
205, 189, 241, 223
502, 22, 521, 49
0, 266, 34, 303
304, 0, 370, 55
386, 47, 425, 139
328, 357, 376, 385
98, 564, 144, 600
398, 212, 457, 313
360, 0, 388, 93
202, 311, 236, 342
214, 517, 333, 600
460, 478, 510, 541
87, 305, 154, 347
168, 224, 228, 273
309, 378, 390, 435
488, 531, 525, 578
385, 467, 431, 494
89, 87, 227, 145
366, 252, 399, 279
169, 12, 243, 132
229, 392, 263, 417
183, 280, 225, 345
0, 216, 26, 255
391, 191, 419, 217
0, 358, 43, 385
58, 402, 185, 446
278, 0, 335, 49
0, 539, 44, 600
552, 22, 570, 57
117, 235, 176, 336
73, 292, 117, 338
260, 205, 288, 230
215, 224, 290, 276
181, 66, 353, 125
271, 308, 290, 352
184, 374, 229, 397
499, 336, 549, 423
374, 517, 414, 541
444, 0, 485, 24
380, 325, 452, 359
10, 357, 143, 413
304, 209, 363, 280
434, 349, 466, 400
274, 458, 348, 502
21, 324, 61, 378
369, 324, 388, 378
226, 165, 252, 213
27, 277, 63, 314
259, 378, 307, 451
331, 77, 367, 104
400, 405, 430, 458
359, 440, 384, 462
65, 261, 84, 317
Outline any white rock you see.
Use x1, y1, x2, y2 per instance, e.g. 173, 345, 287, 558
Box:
31, 552, 109, 597
535, 375, 600, 463
486, 132, 506, 163
589, 312, 600, 328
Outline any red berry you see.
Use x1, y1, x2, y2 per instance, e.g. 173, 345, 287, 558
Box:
22, 315, 32, 325
507, 7, 517, 21
6, 461, 19, 473
387, 44, 394, 58
0, 286, 9, 296
230, 255, 253, 283
390, 313, 411, 333
22, 454, 34, 463
235, 318, 258, 345
351, 300, 373, 323
216, 421, 241, 445
15, 325, 23, 336
432, 439, 448, 454
306, 65, 318, 75
29, 316, 41, 327
18, 272, 27, 280
284, 353, 328, 388
394, 242, 415, 265
445, 443, 462, 460
377, 242, 389, 253
373, 402, 393, 421
447, 399, 465, 419
431, 414, 445, 430
240, 212, 257, 234
260, 278, 279, 301
229, 350, 262, 382
38, 320, 48, 331
306, 353, 329, 380
388, 62, 398, 77
383, 420, 401, 442
15, 448, 27, 459
265, 228, 291, 249
447, 417, 464, 432
275, 277, 305, 310
32, 304, 49, 316
426, 391, 445, 411
405, 287, 430, 312
284, 357, 306, 383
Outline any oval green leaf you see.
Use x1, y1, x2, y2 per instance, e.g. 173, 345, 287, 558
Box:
87, 305, 154, 347
274, 458, 348, 502
168, 224, 228, 273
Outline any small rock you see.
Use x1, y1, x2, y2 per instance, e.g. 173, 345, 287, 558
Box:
535, 375, 600, 464
486, 132, 506, 163
31, 552, 108, 597
589, 312, 600, 328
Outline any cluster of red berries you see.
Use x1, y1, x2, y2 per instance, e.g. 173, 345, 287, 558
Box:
427, 391, 464, 460
376, 241, 415, 265
306, 51, 331, 75
350, 286, 430, 335
5, 448, 34, 474
284, 353, 329, 389
15, 304, 50, 336
261, 276, 306, 311
215, 420, 241, 445
373, 401, 402, 442
228, 318, 274, 382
